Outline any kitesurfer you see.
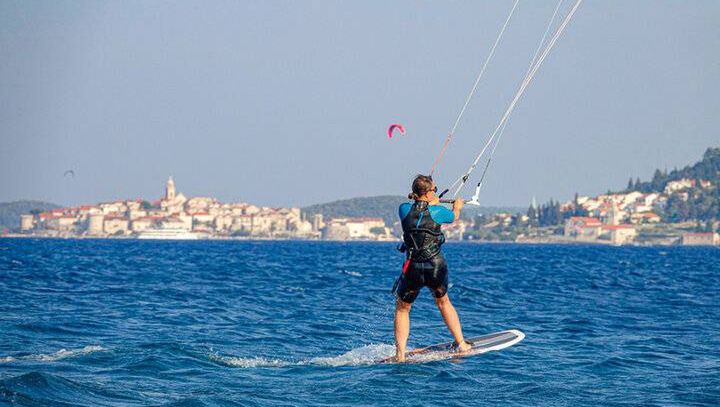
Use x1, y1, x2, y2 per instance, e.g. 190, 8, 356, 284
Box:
394, 174, 471, 362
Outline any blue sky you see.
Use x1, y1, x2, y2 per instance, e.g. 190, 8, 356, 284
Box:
1, 1, 718, 207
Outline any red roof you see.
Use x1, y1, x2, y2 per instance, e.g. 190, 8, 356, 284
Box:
601, 225, 634, 230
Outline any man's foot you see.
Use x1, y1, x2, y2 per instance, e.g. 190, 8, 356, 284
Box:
395, 352, 406, 363
452, 340, 472, 353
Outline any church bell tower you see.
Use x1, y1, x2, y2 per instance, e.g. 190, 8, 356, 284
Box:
165, 176, 176, 201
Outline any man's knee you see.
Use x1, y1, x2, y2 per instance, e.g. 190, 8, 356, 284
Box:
396, 299, 412, 312
435, 293, 451, 308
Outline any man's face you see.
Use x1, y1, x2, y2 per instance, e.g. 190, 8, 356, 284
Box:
427, 183, 437, 199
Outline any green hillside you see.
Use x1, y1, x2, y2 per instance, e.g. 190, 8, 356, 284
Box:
302, 195, 523, 225
0, 201, 60, 231
628, 147, 720, 193
625, 147, 719, 222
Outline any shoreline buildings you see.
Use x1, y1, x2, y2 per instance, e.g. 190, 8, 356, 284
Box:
559, 179, 715, 245
18, 177, 390, 241
15, 177, 717, 245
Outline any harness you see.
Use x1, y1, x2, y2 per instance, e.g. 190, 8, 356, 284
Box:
391, 201, 446, 294
401, 201, 445, 262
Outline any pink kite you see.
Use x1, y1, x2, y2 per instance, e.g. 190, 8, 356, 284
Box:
387, 123, 406, 139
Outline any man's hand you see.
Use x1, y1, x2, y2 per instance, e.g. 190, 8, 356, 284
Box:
452, 198, 464, 221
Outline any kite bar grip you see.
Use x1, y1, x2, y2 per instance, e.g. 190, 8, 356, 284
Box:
439, 199, 456, 204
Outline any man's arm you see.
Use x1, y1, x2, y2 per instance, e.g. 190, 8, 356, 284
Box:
452, 199, 464, 221
430, 202, 462, 224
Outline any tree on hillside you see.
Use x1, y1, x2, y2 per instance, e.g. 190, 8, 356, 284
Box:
664, 193, 690, 222
572, 193, 589, 217
537, 199, 563, 226
631, 147, 719, 194
526, 205, 538, 227
650, 169, 666, 192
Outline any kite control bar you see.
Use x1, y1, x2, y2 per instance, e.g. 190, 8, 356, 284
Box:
437, 182, 483, 206
439, 198, 481, 206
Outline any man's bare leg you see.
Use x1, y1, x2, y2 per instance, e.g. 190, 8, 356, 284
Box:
435, 294, 471, 352
394, 299, 412, 362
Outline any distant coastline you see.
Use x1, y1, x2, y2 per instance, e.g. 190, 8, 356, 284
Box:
3, 148, 718, 246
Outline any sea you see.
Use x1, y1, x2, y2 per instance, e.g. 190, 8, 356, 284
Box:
0, 239, 718, 406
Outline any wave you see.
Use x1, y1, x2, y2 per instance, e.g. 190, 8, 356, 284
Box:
210, 354, 293, 368
340, 270, 363, 277
0, 345, 106, 363
0, 371, 134, 406
210, 343, 396, 369
309, 344, 395, 367
210, 330, 525, 368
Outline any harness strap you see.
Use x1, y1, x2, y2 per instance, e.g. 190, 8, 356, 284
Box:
402, 258, 411, 274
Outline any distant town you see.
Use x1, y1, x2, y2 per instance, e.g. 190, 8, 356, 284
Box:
495, 177, 718, 246
14, 177, 394, 242
8, 175, 718, 246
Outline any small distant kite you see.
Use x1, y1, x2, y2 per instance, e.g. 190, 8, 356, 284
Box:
387, 123, 406, 139
63, 170, 75, 178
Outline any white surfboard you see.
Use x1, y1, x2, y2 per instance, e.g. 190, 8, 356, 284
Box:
382, 329, 525, 364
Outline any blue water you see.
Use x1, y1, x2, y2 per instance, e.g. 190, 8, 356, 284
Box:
0, 239, 718, 406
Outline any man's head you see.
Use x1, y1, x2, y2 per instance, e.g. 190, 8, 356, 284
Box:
408, 174, 437, 201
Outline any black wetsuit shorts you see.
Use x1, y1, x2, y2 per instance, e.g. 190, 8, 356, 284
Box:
396, 254, 449, 303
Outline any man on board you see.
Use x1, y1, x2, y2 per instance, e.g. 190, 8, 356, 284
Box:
394, 174, 471, 362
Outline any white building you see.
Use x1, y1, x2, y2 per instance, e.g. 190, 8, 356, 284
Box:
161, 216, 191, 232
682, 232, 719, 246
131, 217, 158, 232
600, 225, 637, 245
664, 179, 695, 194
87, 214, 105, 235
564, 217, 602, 239
20, 214, 34, 231
104, 217, 129, 235
323, 218, 386, 240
